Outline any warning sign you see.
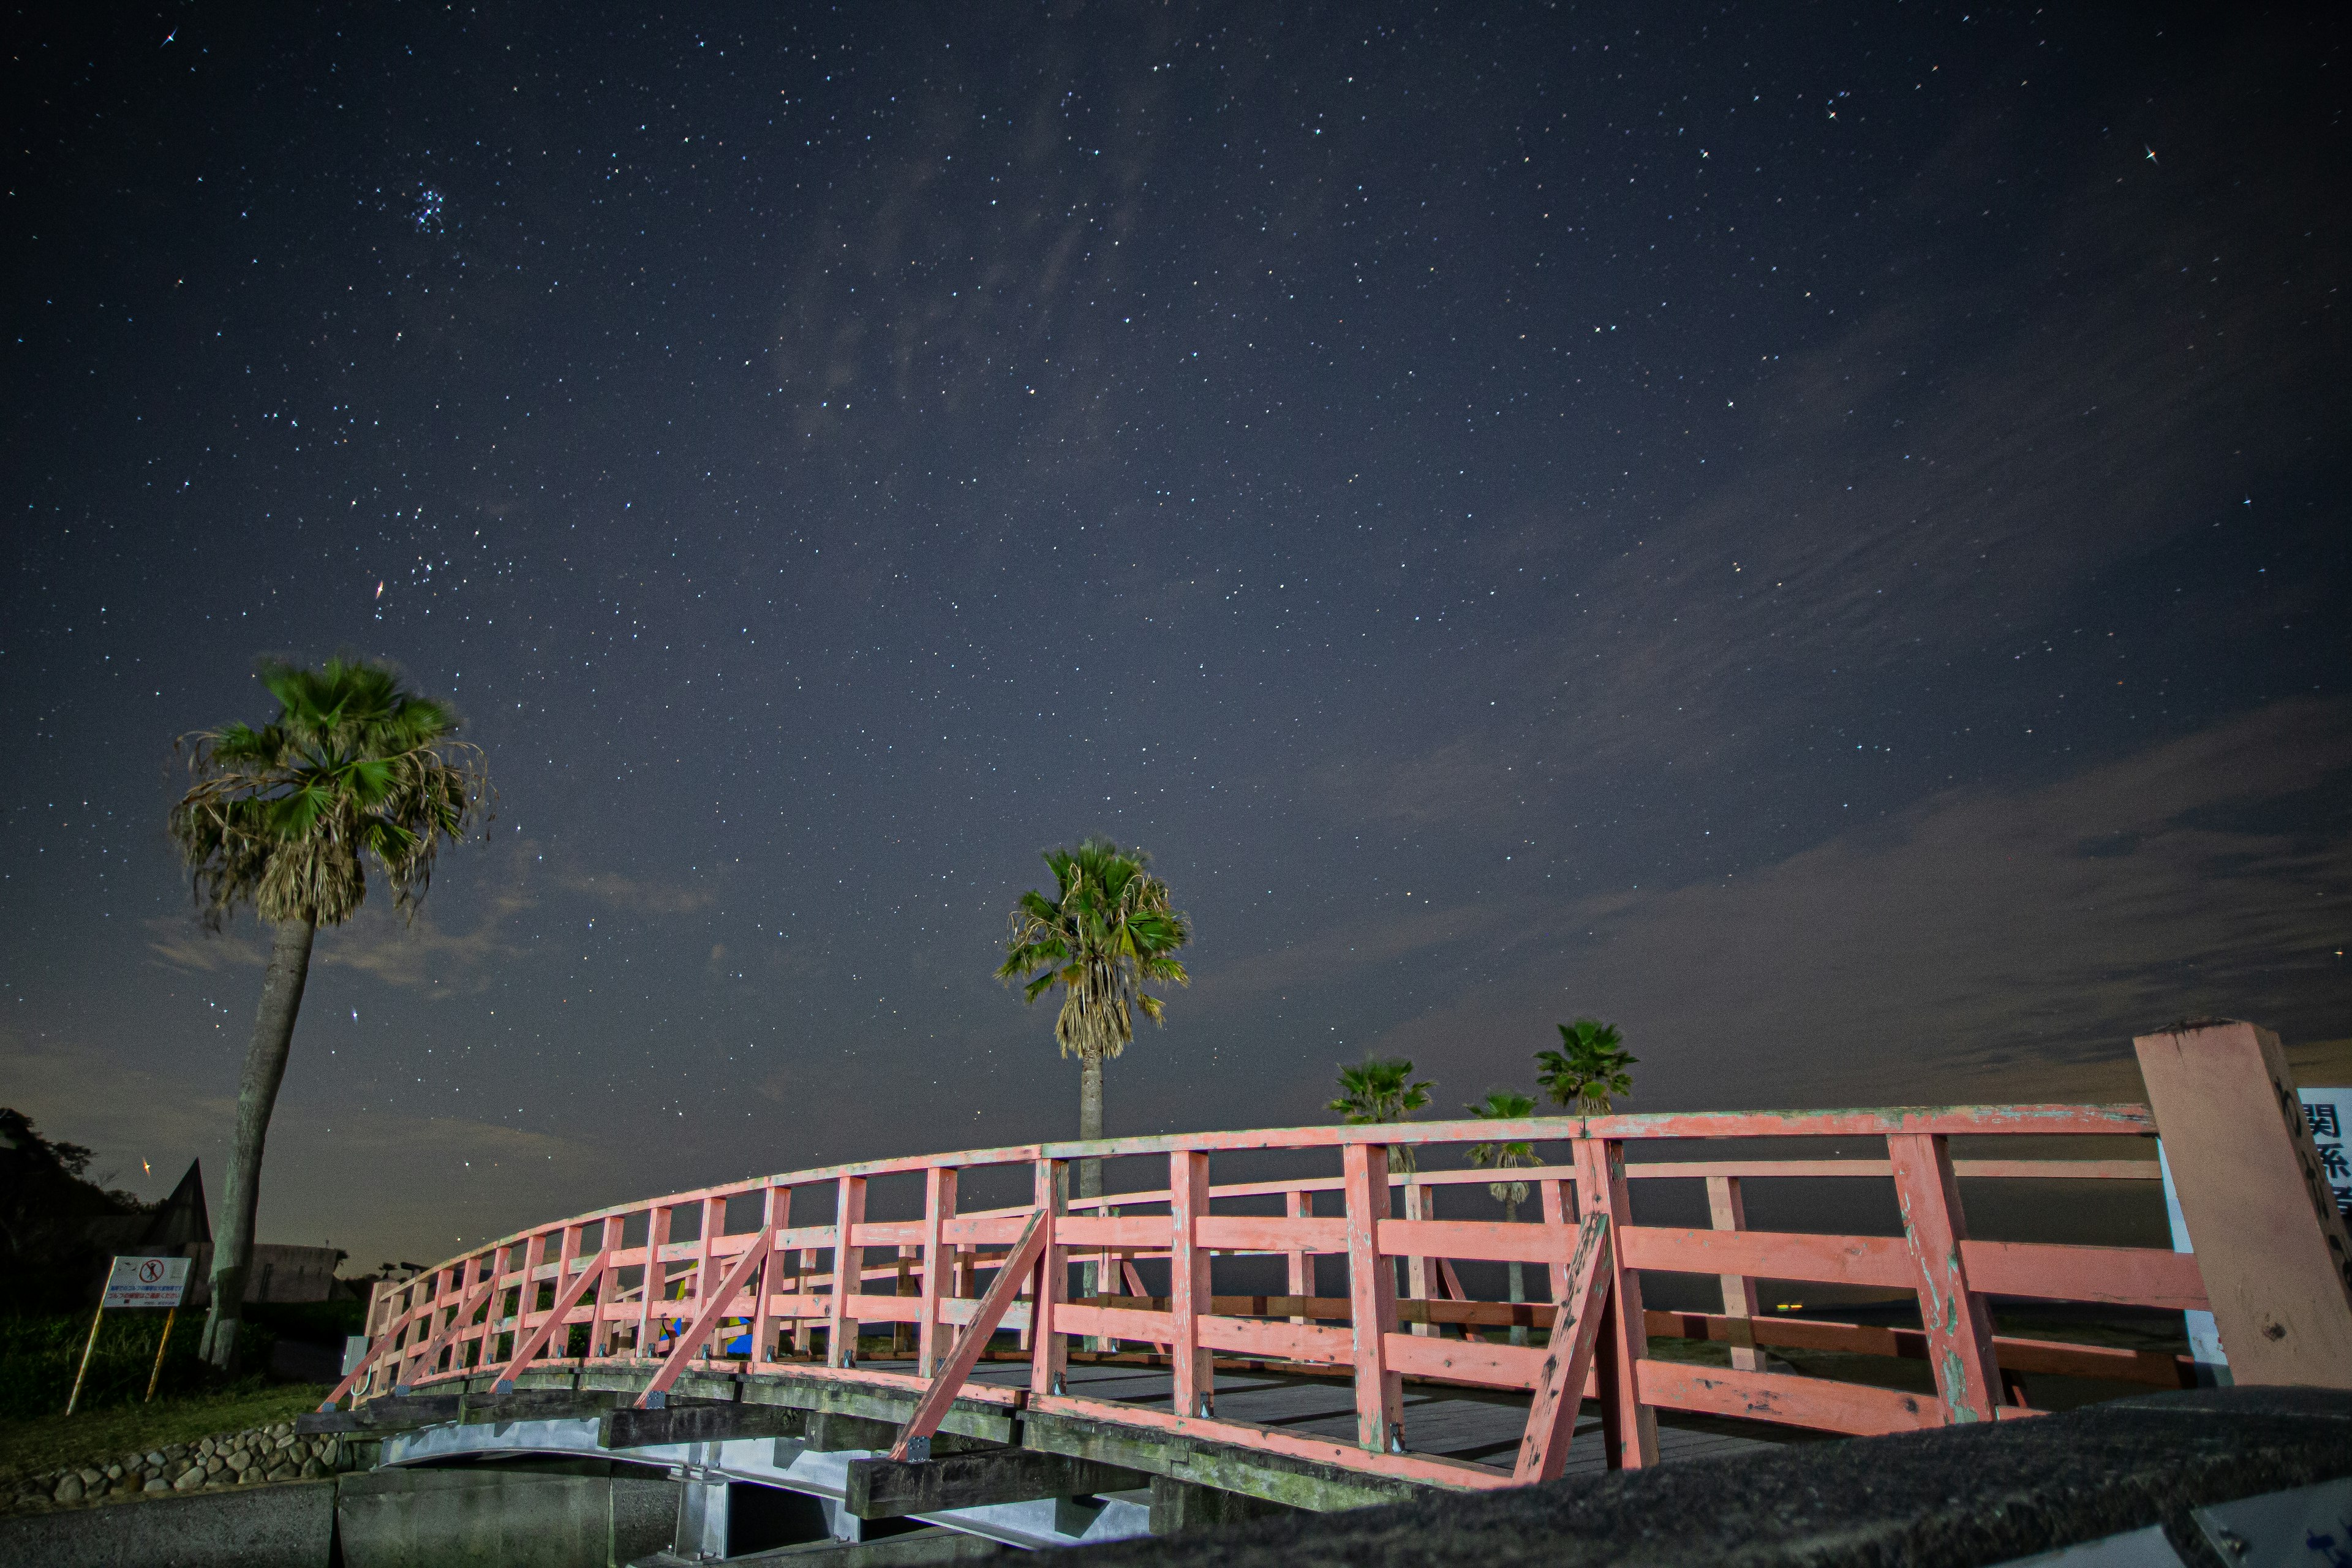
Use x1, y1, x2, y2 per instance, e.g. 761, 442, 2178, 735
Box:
102, 1256, 191, 1310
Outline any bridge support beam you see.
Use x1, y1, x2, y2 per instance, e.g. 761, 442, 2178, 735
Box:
845, 1450, 1150, 1519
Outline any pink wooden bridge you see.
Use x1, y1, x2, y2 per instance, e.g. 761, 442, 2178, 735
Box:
323, 1021, 2352, 1503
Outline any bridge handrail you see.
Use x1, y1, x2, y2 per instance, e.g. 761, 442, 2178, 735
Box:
325, 1090, 2245, 1489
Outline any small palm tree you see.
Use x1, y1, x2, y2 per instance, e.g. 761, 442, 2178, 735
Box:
1536, 1017, 1637, 1115
169, 657, 489, 1368
1330, 1057, 1432, 1173
1467, 1090, 1538, 1345
996, 837, 1191, 1209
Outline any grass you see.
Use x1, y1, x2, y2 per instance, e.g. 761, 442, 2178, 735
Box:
0, 1382, 330, 1485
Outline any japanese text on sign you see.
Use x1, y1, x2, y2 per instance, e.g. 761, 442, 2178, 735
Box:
101, 1255, 190, 1310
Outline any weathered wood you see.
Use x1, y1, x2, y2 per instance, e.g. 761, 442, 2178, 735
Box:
845, 1449, 1150, 1518
489, 1240, 612, 1393
1705, 1175, 1763, 1373
888, 1210, 1048, 1460
1030, 1158, 1069, 1396
1169, 1149, 1213, 1418
1341, 1142, 1404, 1453
2136, 1019, 2352, 1385
1514, 1211, 1614, 1482
600, 1398, 807, 1449
831, 1175, 867, 1368
1574, 1139, 1659, 1469
637, 1227, 772, 1408
918, 1166, 958, 1378
1020, 1406, 1442, 1511
753, 1185, 792, 1366
1635, 1357, 1942, 1435
1617, 1224, 1918, 1289
1890, 1131, 2001, 1423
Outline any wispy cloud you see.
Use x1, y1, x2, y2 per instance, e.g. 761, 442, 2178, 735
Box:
1352, 700, 2352, 1109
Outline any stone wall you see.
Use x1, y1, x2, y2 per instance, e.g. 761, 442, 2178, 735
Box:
7, 1418, 359, 1512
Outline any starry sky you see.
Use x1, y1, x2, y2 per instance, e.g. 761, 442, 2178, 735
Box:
4, 3, 2346, 1270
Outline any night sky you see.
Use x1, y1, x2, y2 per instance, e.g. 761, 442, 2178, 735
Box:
5, 4, 2346, 1271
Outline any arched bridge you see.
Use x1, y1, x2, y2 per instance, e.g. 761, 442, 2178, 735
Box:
309, 1021, 2338, 1558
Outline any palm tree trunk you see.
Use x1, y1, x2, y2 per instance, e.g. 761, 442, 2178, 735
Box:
200, 914, 315, 1370
1504, 1193, 1528, 1348
1077, 1052, 1104, 1340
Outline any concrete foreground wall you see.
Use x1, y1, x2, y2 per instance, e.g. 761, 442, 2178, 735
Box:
0, 1466, 682, 1568
0, 1476, 337, 1568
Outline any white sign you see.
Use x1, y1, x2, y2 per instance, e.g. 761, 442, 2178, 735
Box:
2160, 1085, 2352, 1376
102, 1255, 190, 1310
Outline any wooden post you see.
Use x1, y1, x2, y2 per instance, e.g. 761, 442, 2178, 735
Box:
1889, 1132, 2001, 1421
641, 1212, 674, 1360
1705, 1175, 1764, 1372
1030, 1158, 1069, 1398
1169, 1150, 1213, 1418
589, 1216, 624, 1361
1341, 1142, 1404, 1453
2136, 1019, 2352, 1386
1286, 1188, 1313, 1324
1572, 1138, 1658, 1468
918, 1166, 958, 1377
753, 1185, 790, 1367
1513, 1213, 1613, 1483
65, 1302, 105, 1415
145, 1306, 178, 1403
1404, 1182, 1435, 1337
693, 1198, 721, 1360
829, 1175, 866, 1368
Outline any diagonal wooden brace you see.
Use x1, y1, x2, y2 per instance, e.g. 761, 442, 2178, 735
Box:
491, 1248, 612, 1395
1513, 1212, 1614, 1484
633, 1237, 771, 1409
394, 1269, 503, 1394
888, 1209, 1048, 1461
318, 1289, 437, 1411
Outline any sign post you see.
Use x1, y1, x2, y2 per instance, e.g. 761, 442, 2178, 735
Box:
67, 1256, 193, 1415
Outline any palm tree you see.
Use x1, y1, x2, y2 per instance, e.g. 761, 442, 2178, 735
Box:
1329, 1057, 1432, 1173
1536, 1017, 1637, 1115
1466, 1090, 1539, 1345
995, 837, 1191, 1212
168, 657, 489, 1369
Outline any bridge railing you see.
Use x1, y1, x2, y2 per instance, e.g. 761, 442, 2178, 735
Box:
323, 1022, 2350, 1491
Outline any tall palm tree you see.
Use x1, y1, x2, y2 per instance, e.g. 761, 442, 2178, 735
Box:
1329, 1057, 1432, 1173
1466, 1090, 1539, 1345
168, 657, 489, 1369
1536, 1017, 1637, 1115
996, 837, 1191, 1210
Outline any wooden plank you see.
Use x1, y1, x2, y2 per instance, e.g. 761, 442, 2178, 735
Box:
1956, 1240, 2210, 1311
1341, 1142, 1404, 1453
1286, 1189, 1314, 1325
1617, 1226, 1918, 1289
2136, 1020, 2352, 1385
1635, 1358, 1943, 1435
1890, 1131, 2002, 1422
1574, 1139, 1659, 1469
1056, 1216, 1174, 1250
1706, 1176, 1763, 1373
1194, 1215, 1351, 1253
1030, 1158, 1068, 1398
831, 1175, 867, 1368
1169, 1150, 1213, 1418
1378, 1218, 1577, 1265
918, 1166, 957, 1378
635, 1206, 671, 1360
1515, 1211, 1614, 1482
1055, 1303, 1176, 1345
1643, 1308, 2197, 1388
887, 1210, 1048, 1459
752, 1186, 790, 1367
1381, 1331, 1551, 1390
845, 1449, 1150, 1520
1198, 1314, 1352, 1365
